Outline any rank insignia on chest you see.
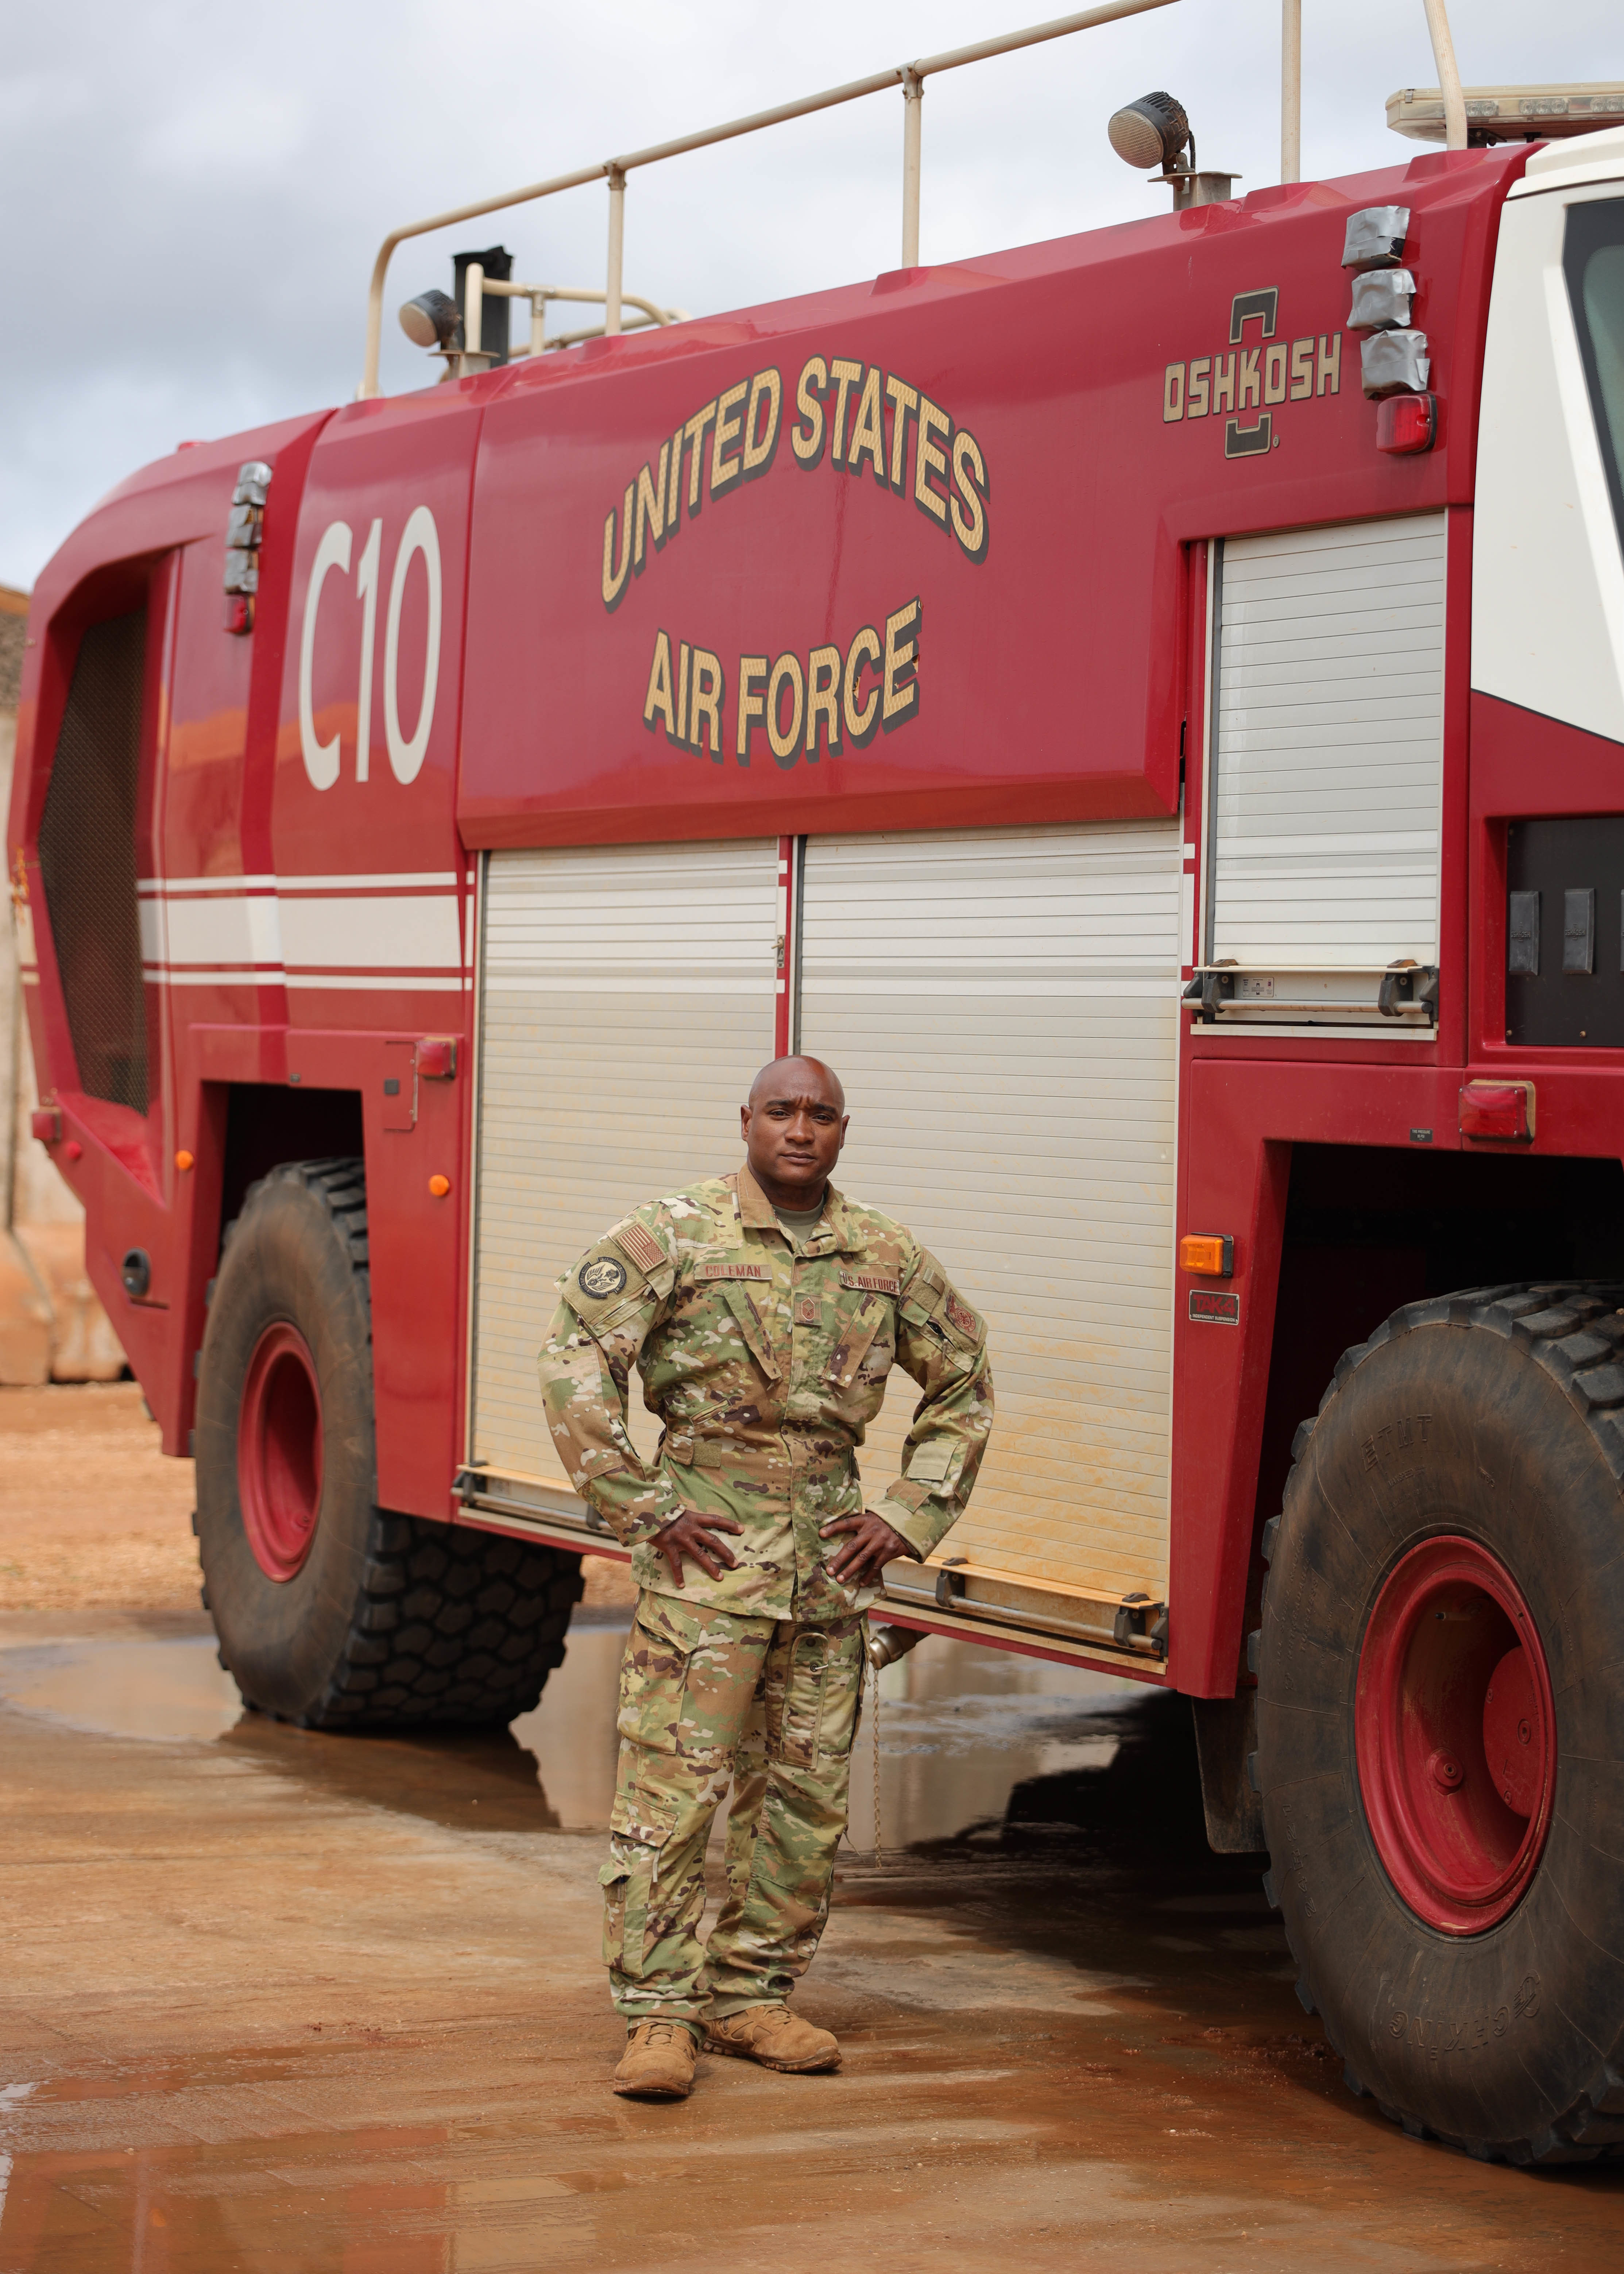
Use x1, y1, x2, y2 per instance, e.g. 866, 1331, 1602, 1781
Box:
579, 1255, 629, 1298
796, 1297, 819, 1324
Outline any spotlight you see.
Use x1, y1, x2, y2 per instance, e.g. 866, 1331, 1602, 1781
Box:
1107, 90, 1194, 174
399, 289, 461, 351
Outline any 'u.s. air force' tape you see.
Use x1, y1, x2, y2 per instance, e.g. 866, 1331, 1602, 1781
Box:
579, 1255, 628, 1298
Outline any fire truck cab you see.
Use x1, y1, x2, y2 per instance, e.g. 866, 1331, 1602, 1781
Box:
11, 45, 1624, 2166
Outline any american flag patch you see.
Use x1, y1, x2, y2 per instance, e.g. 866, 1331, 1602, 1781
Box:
615, 1221, 667, 1275
699, 1260, 772, 1282
840, 1269, 900, 1297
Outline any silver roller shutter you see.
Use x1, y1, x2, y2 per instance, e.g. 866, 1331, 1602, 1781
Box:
799, 822, 1182, 1599
470, 839, 780, 1481
1209, 513, 1446, 976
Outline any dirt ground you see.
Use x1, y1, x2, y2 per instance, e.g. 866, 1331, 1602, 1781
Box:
1, 1389, 1622, 2270
0, 1384, 636, 1615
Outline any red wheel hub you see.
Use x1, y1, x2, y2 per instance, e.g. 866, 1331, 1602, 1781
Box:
1356, 1536, 1555, 1935
237, 1322, 324, 1583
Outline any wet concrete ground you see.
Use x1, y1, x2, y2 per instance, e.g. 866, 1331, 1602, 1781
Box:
1, 1611, 1621, 2271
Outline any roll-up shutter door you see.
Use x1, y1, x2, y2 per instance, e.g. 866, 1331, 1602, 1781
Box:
800, 822, 1182, 1599
471, 839, 779, 1481
1209, 513, 1446, 982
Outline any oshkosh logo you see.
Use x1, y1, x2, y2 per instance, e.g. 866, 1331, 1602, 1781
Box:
1162, 288, 1342, 460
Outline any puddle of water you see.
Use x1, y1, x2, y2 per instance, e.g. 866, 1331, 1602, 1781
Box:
0, 1620, 1146, 1850
0, 1636, 240, 1742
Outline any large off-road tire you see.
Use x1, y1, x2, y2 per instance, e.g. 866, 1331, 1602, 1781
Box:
194, 1157, 582, 1729
1255, 1281, 1624, 2165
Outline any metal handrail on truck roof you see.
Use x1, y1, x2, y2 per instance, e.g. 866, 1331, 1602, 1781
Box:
357, 0, 1183, 400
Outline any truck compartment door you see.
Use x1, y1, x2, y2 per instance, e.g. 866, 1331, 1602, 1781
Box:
800, 821, 1182, 1605
1201, 513, 1447, 1028
469, 839, 781, 1481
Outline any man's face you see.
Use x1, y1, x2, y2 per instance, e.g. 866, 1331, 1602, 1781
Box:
741, 1058, 848, 1200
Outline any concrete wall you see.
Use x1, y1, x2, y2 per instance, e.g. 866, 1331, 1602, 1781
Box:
1, 590, 125, 1385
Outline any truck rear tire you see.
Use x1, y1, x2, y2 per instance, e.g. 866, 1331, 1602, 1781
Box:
1256, 1281, 1624, 2165
195, 1157, 583, 1730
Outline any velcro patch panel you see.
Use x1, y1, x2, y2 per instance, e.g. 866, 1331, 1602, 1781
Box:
614, 1220, 668, 1276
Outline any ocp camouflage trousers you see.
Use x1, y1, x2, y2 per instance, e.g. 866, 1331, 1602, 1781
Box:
601, 1589, 865, 2029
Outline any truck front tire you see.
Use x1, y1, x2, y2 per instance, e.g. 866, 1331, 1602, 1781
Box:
1256, 1282, 1624, 2165
195, 1157, 582, 1729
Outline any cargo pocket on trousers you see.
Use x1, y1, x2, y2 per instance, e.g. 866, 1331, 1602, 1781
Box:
600, 1799, 676, 1979
615, 1602, 698, 1754
774, 1626, 863, 1771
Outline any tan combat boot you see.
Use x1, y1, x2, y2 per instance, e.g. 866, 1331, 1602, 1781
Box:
704, 2004, 840, 2073
612, 2020, 699, 2100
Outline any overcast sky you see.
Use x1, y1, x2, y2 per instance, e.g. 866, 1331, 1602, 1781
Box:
3, 0, 1619, 590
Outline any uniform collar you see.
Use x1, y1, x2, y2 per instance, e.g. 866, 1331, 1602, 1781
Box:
734, 1163, 862, 1253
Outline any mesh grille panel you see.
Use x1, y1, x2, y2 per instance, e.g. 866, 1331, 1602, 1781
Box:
38, 610, 150, 1115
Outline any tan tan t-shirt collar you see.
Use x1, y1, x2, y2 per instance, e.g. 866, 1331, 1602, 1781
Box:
732, 1161, 861, 1252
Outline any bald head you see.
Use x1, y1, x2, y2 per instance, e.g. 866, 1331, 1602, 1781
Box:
741, 1056, 849, 1209
747, 1056, 845, 1113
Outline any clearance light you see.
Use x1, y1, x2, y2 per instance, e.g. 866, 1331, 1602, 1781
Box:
1180, 1233, 1234, 1277
1377, 392, 1436, 454
1459, 1080, 1535, 1142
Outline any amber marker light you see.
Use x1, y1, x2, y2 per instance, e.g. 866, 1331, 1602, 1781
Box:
1180, 1233, 1235, 1277
175, 1150, 194, 1172
429, 1174, 452, 1197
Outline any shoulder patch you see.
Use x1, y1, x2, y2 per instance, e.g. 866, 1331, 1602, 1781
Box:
615, 1220, 668, 1275
946, 1293, 982, 1338
698, 1260, 772, 1282
578, 1254, 629, 1299
840, 1269, 900, 1297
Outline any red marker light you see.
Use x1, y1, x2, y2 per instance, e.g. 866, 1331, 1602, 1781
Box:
1376, 392, 1436, 455
1459, 1080, 1535, 1142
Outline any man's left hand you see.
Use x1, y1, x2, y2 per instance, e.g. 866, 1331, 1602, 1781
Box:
819, 1509, 915, 1590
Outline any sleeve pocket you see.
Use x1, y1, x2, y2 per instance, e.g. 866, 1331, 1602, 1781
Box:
905, 1438, 958, 1488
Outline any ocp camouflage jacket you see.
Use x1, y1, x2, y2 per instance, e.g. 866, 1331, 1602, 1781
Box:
540, 1163, 994, 1621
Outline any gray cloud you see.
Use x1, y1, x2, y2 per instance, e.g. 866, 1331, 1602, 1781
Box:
3, 0, 1619, 587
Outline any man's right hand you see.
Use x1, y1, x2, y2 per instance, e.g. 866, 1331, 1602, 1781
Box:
651, 1508, 743, 1589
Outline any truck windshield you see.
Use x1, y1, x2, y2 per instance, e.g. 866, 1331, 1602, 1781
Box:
1566, 199, 1624, 558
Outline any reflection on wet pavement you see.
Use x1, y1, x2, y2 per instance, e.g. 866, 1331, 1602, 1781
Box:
0, 1618, 1144, 1847
5, 1620, 1624, 2271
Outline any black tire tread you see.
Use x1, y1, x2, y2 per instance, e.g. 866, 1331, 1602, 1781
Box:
212, 1157, 583, 1731
1258, 1276, 1624, 2166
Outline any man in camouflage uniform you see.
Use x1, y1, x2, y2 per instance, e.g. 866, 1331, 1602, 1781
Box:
540, 1055, 993, 2100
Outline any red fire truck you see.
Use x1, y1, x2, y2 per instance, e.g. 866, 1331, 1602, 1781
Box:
11, 18, 1624, 2162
